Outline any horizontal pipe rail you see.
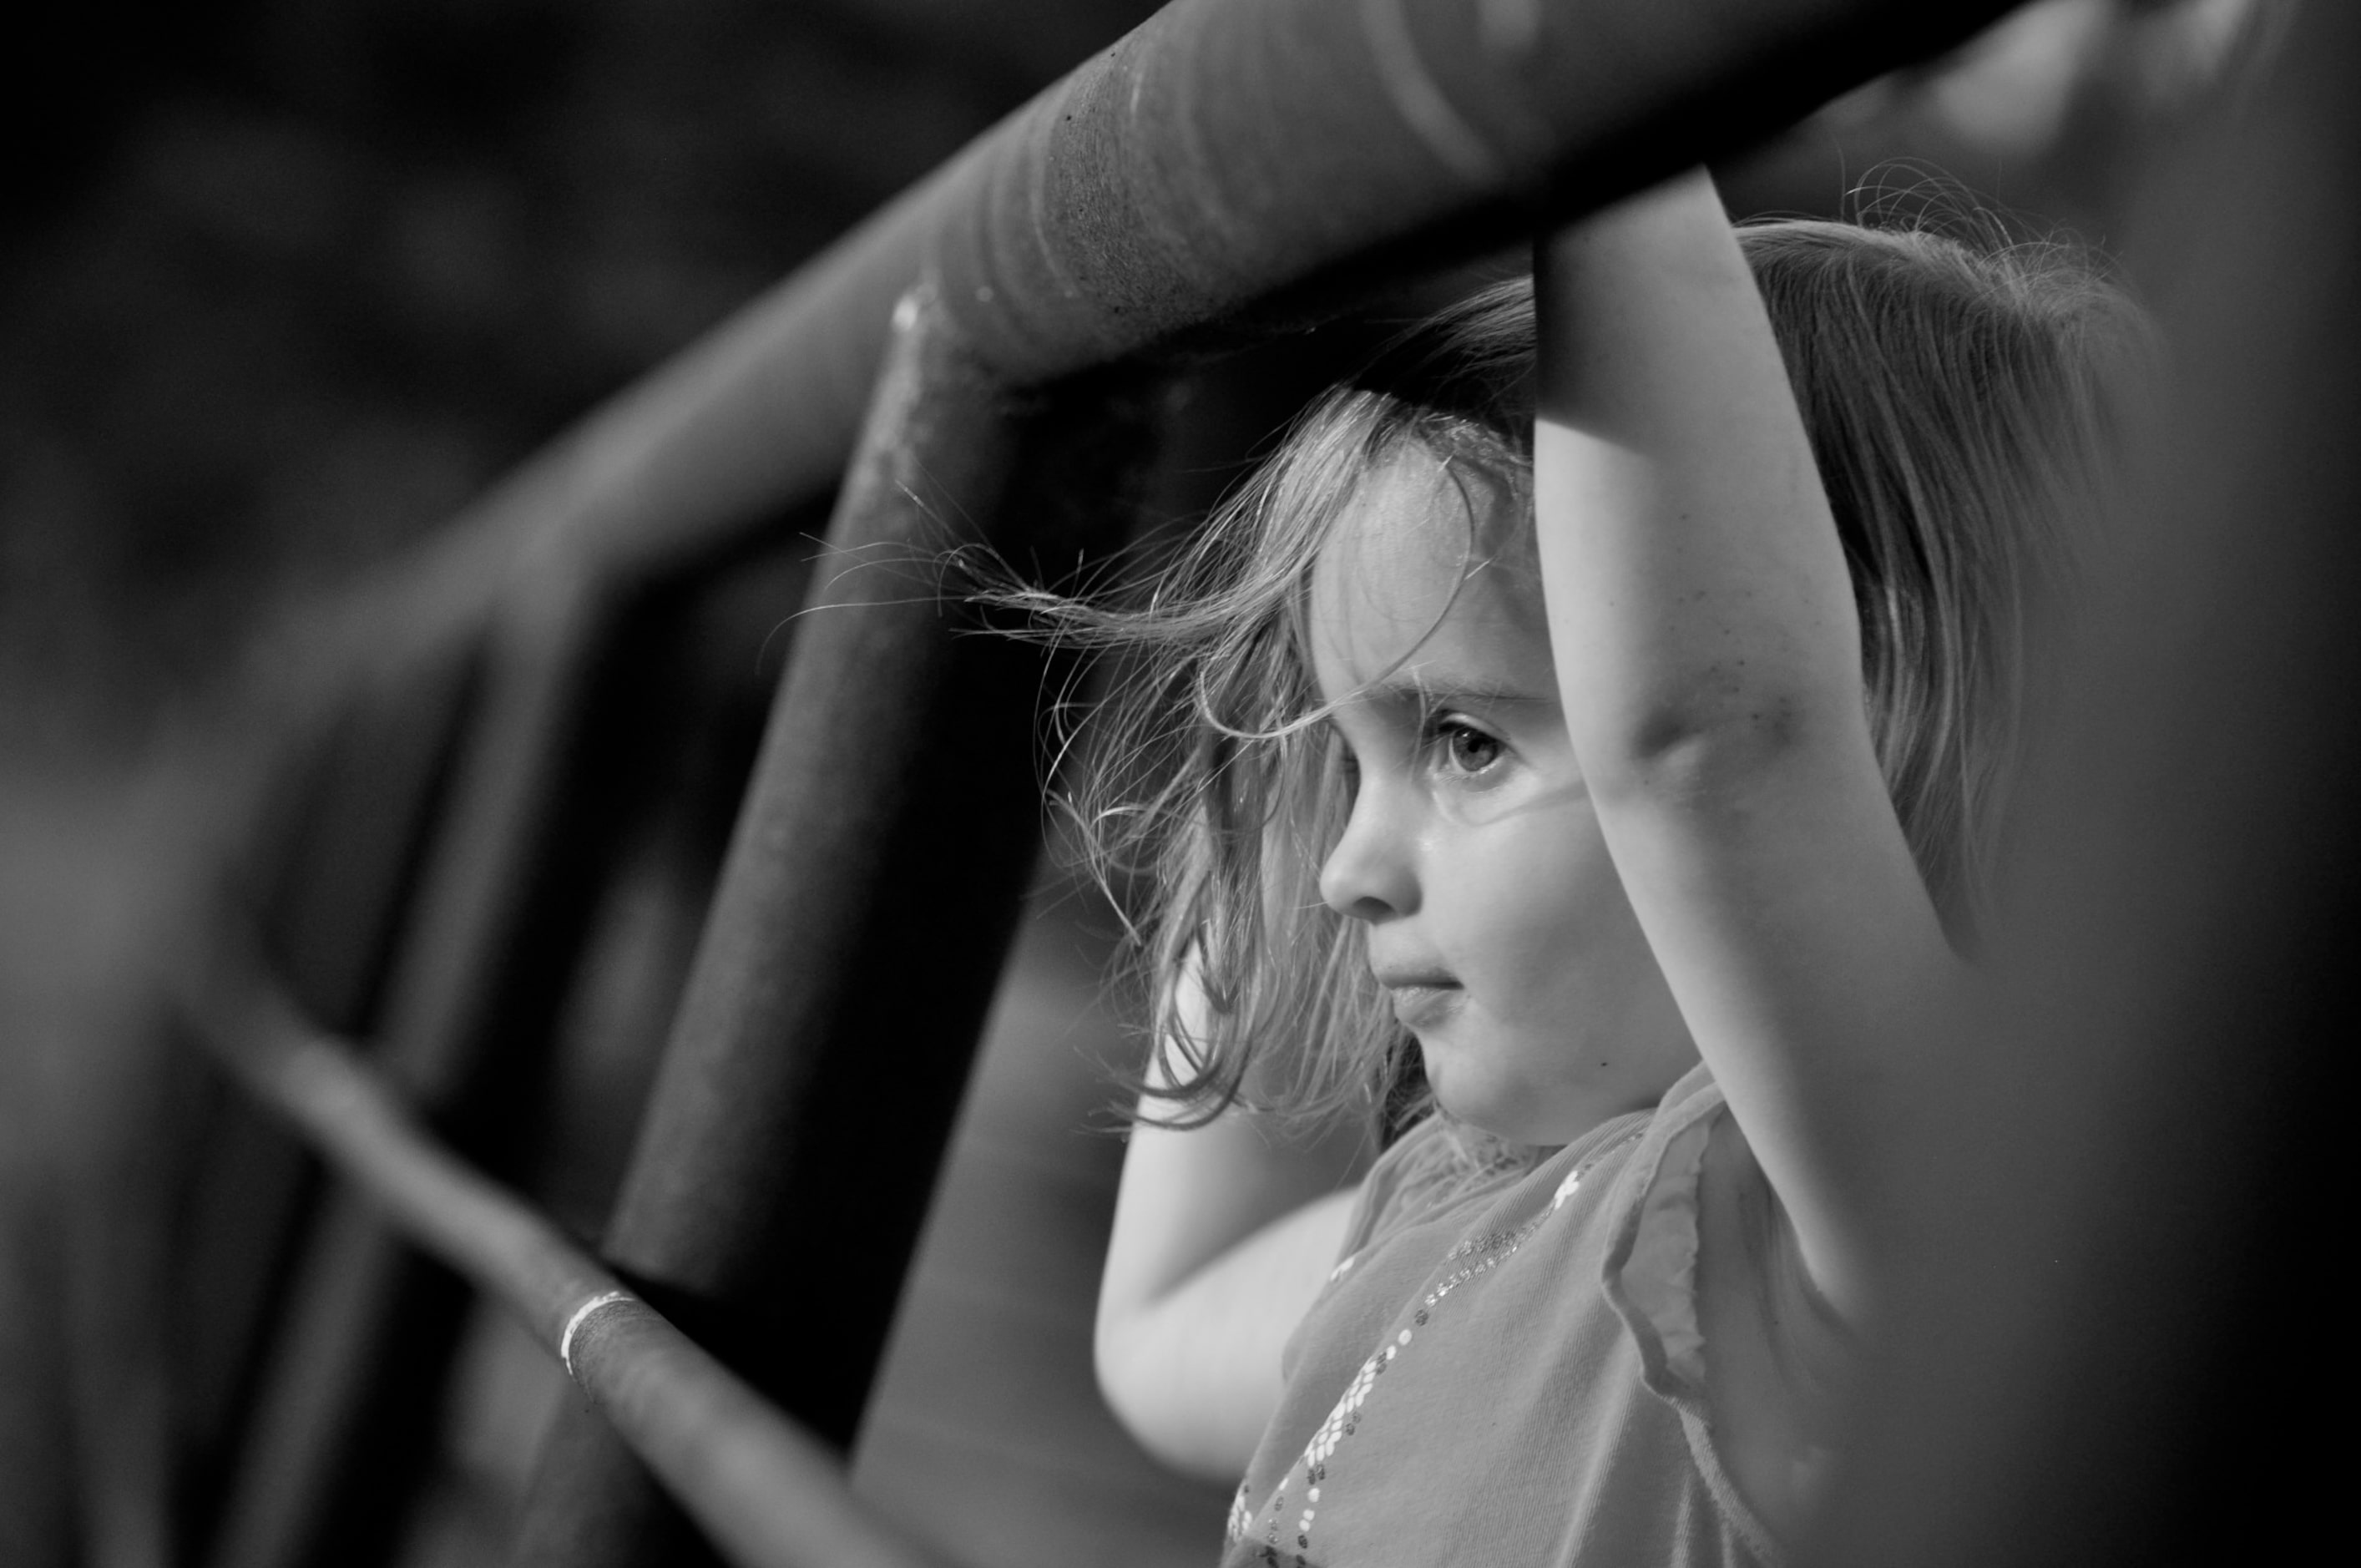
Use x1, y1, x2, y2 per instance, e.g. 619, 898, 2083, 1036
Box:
336, 0, 2018, 665
180, 969, 951, 1568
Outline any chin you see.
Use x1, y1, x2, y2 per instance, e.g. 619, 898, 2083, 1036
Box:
1422, 1060, 1565, 1146
1422, 1047, 1643, 1148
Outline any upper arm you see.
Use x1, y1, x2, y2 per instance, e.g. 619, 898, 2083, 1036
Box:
1532, 172, 1959, 1318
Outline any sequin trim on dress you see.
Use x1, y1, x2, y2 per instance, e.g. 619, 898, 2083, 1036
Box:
1227, 1481, 1256, 1544
1244, 1125, 1643, 1566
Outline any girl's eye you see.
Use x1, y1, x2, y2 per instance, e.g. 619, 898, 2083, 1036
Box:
1435, 719, 1504, 776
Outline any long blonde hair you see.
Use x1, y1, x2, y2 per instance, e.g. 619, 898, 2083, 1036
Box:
1008, 216, 2149, 1131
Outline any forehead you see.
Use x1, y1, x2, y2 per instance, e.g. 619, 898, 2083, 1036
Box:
1307, 448, 1549, 696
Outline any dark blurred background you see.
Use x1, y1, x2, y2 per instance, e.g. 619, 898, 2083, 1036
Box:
0, 0, 1196, 757
0, 3, 2280, 1566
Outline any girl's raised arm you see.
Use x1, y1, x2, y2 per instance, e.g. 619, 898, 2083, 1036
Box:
1533, 172, 1957, 1321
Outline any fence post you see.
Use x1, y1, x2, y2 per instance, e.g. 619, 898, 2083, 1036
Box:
508, 281, 1160, 1566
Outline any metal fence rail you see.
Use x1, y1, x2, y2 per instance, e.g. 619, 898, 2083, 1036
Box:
182, 963, 946, 1568
166, 0, 2350, 1565
342, 0, 2016, 659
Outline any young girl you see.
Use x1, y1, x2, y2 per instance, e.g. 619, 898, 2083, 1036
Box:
1029, 171, 2141, 1565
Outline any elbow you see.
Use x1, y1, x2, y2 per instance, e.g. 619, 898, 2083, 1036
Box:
1583, 685, 1838, 807
1094, 1301, 1260, 1480
1091, 1310, 1149, 1440
1092, 1312, 1199, 1474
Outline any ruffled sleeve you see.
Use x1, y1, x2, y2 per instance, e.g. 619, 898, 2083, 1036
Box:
1598, 1064, 1859, 1566
1599, 1063, 1727, 1405
1602, 1064, 1858, 1414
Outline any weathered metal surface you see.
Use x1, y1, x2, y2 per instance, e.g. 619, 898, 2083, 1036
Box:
366, 0, 2015, 643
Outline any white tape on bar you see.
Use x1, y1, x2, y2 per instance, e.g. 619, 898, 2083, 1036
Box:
559, 1289, 634, 1379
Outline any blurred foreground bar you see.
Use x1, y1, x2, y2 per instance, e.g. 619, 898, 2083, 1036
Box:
1808, 3, 2356, 1565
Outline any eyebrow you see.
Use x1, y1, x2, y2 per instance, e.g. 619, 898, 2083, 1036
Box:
1348, 675, 1551, 710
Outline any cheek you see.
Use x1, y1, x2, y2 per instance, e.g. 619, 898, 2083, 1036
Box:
1446, 817, 1630, 992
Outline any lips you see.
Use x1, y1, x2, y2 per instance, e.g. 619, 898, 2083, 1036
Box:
1375, 969, 1463, 1031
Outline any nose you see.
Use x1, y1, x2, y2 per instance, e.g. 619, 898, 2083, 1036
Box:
1318, 779, 1419, 922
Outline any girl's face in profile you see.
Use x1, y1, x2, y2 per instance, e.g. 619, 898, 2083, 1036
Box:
1310, 449, 1698, 1145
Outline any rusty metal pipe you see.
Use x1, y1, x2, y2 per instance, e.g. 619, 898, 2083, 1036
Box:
372, 0, 2016, 645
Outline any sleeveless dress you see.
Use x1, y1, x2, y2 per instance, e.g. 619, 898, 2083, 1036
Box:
1220, 1065, 1797, 1568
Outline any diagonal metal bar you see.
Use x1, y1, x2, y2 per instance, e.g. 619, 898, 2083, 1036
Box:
207, 575, 620, 1568
183, 969, 952, 1568
167, 632, 480, 1550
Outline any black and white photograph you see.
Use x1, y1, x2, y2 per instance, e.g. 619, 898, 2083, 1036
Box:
0, 3, 2337, 1565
